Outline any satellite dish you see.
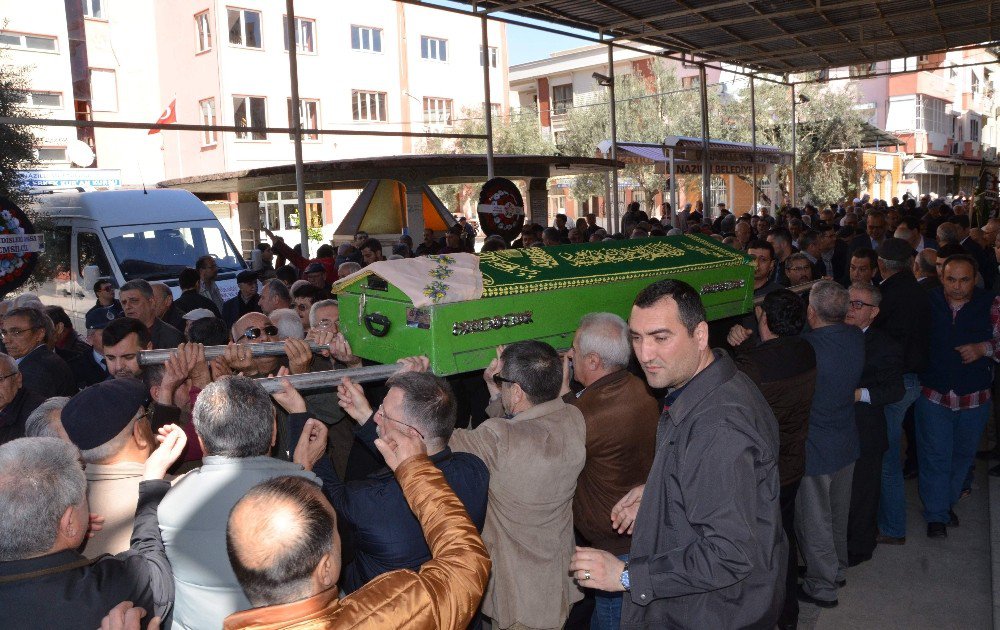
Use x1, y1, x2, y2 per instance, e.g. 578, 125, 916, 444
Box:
67, 140, 95, 168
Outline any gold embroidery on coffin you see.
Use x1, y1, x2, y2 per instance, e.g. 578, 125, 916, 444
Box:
556, 241, 687, 267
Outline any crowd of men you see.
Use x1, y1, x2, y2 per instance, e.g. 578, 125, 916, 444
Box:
0, 190, 997, 630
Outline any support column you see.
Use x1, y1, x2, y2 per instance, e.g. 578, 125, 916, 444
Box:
668, 148, 677, 224
403, 181, 425, 237
698, 64, 711, 216
285, 0, 309, 255
608, 43, 619, 232
527, 177, 548, 226
791, 83, 797, 207
481, 15, 495, 179
750, 75, 758, 214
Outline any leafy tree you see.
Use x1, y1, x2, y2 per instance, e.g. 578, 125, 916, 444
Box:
421, 105, 554, 212
0, 50, 38, 207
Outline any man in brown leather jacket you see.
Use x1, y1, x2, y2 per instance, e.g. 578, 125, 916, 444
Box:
223, 418, 490, 630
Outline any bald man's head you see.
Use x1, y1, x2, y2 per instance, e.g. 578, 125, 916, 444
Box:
227, 476, 340, 607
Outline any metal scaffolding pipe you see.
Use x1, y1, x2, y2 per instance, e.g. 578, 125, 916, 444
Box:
750, 75, 758, 213
137, 341, 329, 366
791, 83, 798, 206
256, 363, 402, 393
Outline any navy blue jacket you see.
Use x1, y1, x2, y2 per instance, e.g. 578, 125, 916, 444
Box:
802, 323, 865, 476
921, 286, 996, 395
289, 414, 489, 594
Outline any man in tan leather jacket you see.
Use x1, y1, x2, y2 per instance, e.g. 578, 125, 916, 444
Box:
223, 416, 490, 630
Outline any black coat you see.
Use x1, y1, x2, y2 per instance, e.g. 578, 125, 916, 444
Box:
0, 387, 44, 445
221, 293, 262, 328
872, 270, 932, 374
65, 348, 110, 389
0, 481, 173, 628
855, 328, 905, 455
173, 290, 222, 317
18, 345, 77, 398
827, 239, 849, 282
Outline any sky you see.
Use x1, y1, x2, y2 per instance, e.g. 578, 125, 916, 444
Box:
505, 24, 584, 66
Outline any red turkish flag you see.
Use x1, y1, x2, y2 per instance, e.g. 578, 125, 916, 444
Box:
148, 98, 177, 135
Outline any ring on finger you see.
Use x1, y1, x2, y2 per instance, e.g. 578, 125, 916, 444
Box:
582, 570, 591, 581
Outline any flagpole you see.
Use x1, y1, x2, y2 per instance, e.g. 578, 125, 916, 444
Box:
173, 94, 183, 178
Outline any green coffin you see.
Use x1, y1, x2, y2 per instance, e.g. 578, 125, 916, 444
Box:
334, 235, 753, 376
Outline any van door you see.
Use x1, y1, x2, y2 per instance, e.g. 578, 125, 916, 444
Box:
72, 229, 114, 328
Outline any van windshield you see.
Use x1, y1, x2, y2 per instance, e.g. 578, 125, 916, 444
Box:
105, 225, 244, 282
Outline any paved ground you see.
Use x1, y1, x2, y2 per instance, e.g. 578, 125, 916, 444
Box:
799, 460, 992, 630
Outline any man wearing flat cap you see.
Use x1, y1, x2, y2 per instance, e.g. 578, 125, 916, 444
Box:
304, 262, 333, 300
67, 306, 118, 389
222, 270, 262, 329
871, 237, 931, 545
62, 378, 161, 558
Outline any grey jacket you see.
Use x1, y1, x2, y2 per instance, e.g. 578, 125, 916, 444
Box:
622, 350, 786, 630
158, 455, 320, 630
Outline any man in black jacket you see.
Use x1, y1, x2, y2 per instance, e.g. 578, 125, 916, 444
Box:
2, 307, 76, 398
0, 352, 44, 445
222, 271, 262, 328
173, 268, 222, 317
120, 280, 184, 350
0, 425, 186, 628
733, 289, 816, 630
845, 283, 905, 565
871, 238, 931, 545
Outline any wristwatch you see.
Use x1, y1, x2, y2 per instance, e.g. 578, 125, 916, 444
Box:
620, 561, 631, 591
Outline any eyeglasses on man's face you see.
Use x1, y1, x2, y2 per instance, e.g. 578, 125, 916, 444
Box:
0, 326, 39, 339
848, 299, 876, 310
492, 373, 518, 388
240, 325, 278, 340
375, 404, 425, 440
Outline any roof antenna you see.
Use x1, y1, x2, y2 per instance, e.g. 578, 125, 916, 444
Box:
136, 160, 148, 194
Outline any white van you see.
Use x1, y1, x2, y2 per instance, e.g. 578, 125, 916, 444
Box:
26, 189, 247, 329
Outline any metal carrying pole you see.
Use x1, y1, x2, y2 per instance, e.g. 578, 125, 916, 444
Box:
256, 363, 402, 393
286, 0, 310, 256
791, 82, 797, 207
481, 15, 495, 180
608, 42, 619, 232
137, 341, 329, 366
698, 64, 711, 216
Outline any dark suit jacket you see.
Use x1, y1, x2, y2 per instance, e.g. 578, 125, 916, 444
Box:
827, 239, 849, 281
0, 387, 44, 445
963, 237, 996, 288
149, 318, 184, 349
161, 305, 186, 333
65, 349, 110, 389
872, 270, 931, 374
17, 345, 77, 398
174, 290, 222, 317
855, 328, 905, 456
918, 276, 942, 291
849, 233, 880, 254
221, 293, 262, 328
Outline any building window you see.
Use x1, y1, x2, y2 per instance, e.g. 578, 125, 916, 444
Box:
227, 8, 262, 49
14, 91, 62, 108
199, 98, 217, 146
195, 11, 212, 52
351, 25, 382, 53
352, 90, 386, 122
552, 84, 573, 115
259, 190, 324, 232
82, 0, 104, 19
233, 95, 267, 140
480, 45, 497, 68
972, 71, 981, 94
0, 32, 58, 52
915, 95, 946, 134
420, 36, 447, 62
283, 16, 315, 53
710, 176, 727, 209
971, 118, 980, 142
37, 147, 69, 162
89, 68, 117, 112
287, 98, 320, 140
422, 97, 453, 126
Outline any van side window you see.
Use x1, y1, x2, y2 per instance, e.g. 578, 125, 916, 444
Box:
40, 226, 72, 281
77, 231, 111, 279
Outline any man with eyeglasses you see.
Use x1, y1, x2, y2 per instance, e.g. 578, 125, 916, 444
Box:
784, 252, 814, 287
282, 367, 488, 595
1, 306, 76, 398
446, 341, 586, 630
0, 352, 44, 445
292, 283, 321, 333
843, 283, 904, 566
88, 278, 124, 320
119, 279, 184, 350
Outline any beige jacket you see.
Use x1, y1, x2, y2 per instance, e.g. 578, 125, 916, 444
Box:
83, 462, 146, 558
450, 397, 586, 629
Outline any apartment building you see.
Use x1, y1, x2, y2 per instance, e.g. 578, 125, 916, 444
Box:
4, 0, 508, 249
824, 49, 999, 200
